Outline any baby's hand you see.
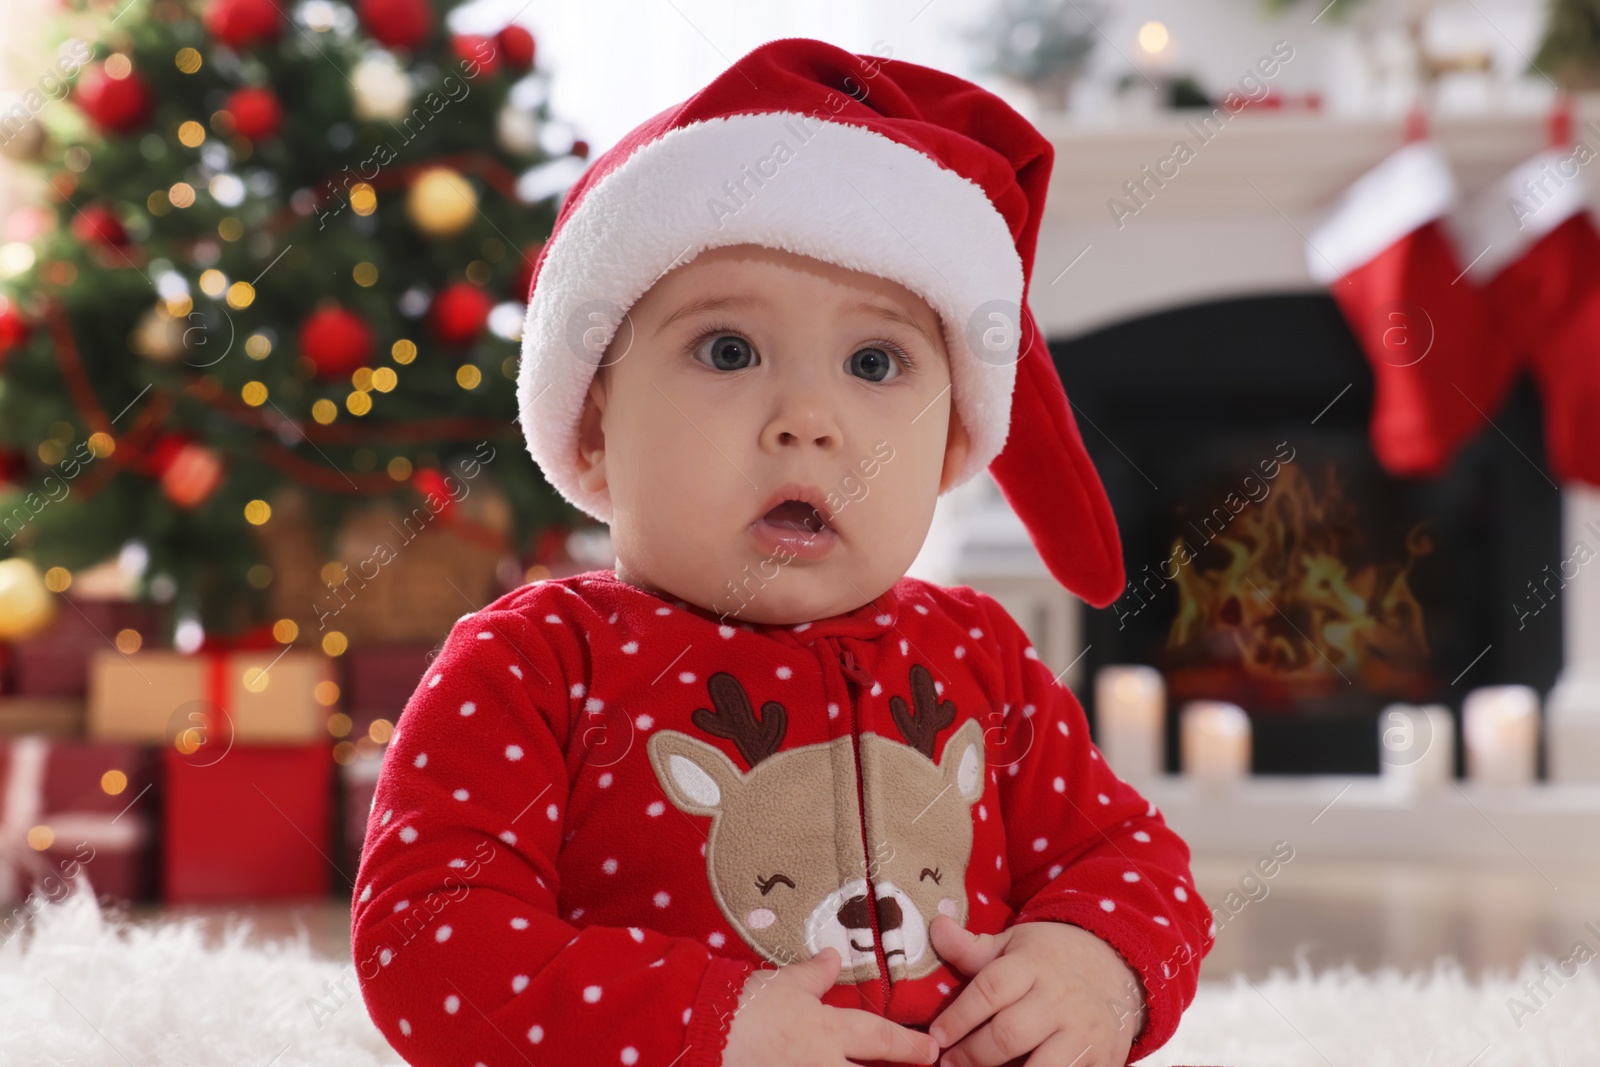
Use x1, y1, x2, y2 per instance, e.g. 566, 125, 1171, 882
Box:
927, 915, 1145, 1067
722, 946, 941, 1067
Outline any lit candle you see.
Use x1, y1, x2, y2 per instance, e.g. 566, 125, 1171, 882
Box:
1095, 665, 1165, 781
1463, 685, 1539, 787
1180, 701, 1251, 789
1378, 702, 1455, 795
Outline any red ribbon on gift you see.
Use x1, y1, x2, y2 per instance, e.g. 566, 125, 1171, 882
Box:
195, 623, 280, 745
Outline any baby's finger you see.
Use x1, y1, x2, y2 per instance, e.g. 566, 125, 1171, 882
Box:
829, 1006, 940, 1064
929, 914, 1008, 977
928, 956, 1033, 1050
938, 1001, 1050, 1067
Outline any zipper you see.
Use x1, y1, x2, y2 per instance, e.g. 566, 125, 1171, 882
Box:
829, 637, 893, 1012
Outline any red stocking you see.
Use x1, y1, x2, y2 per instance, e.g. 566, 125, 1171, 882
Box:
1452, 146, 1600, 487
1307, 141, 1520, 476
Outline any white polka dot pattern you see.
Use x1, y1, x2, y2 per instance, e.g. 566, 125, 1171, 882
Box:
347, 573, 1211, 1067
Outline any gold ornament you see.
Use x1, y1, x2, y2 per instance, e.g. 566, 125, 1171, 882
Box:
0, 105, 44, 162
497, 106, 541, 155
129, 303, 187, 362
353, 55, 412, 122
0, 557, 56, 641
406, 167, 478, 238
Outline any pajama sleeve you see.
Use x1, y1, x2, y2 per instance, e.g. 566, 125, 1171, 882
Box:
351, 600, 756, 1067
977, 594, 1214, 1065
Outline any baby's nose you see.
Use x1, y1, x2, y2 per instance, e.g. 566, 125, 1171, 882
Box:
761, 394, 842, 453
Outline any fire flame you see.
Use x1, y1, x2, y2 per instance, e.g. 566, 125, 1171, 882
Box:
1165, 462, 1433, 706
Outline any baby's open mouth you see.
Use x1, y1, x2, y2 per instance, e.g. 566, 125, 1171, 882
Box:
749, 485, 839, 558
761, 499, 829, 537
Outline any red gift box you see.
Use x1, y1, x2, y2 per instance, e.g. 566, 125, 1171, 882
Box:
0, 736, 158, 909
163, 742, 334, 902
338, 749, 382, 879
10, 598, 162, 698
341, 643, 435, 739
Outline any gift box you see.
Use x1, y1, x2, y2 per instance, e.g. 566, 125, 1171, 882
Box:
88, 648, 334, 744
339, 749, 383, 880
341, 643, 435, 739
0, 697, 85, 739
9, 597, 162, 698
0, 736, 159, 909
163, 741, 334, 902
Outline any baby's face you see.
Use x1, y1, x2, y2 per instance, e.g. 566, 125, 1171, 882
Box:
575, 243, 968, 624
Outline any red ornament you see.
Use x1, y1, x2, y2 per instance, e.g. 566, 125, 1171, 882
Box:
453, 35, 498, 77
0, 299, 29, 365
70, 203, 127, 247
226, 87, 282, 140
496, 24, 536, 69
145, 432, 189, 477
512, 242, 545, 304
0, 450, 26, 488
161, 442, 225, 509
299, 306, 374, 379
204, 0, 281, 48
429, 282, 493, 347
411, 468, 457, 517
75, 64, 154, 135
571, 139, 589, 159
358, 0, 433, 50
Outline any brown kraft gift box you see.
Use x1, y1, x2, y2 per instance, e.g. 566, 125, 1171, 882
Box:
87, 648, 333, 744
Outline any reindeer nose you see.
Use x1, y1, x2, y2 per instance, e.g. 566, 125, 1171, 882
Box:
837, 892, 905, 933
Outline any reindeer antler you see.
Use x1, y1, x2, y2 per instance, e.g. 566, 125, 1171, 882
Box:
889, 663, 957, 759
691, 672, 788, 768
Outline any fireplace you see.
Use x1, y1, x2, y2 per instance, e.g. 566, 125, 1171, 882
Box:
1050, 292, 1563, 776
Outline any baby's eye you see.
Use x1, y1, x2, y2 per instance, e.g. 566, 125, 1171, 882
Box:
847, 345, 902, 383
692, 333, 758, 371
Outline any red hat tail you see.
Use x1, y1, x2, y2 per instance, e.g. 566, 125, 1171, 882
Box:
987, 306, 1125, 608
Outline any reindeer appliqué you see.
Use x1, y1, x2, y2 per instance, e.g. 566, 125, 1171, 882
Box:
647, 663, 985, 985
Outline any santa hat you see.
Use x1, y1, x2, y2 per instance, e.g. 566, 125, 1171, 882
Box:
516, 37, 1125, 607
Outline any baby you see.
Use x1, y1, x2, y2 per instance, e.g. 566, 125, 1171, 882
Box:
353, 38, 1213, 1067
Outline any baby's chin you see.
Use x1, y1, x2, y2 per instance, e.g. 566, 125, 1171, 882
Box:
713, 586, 863, 627
616, 554, 885, 627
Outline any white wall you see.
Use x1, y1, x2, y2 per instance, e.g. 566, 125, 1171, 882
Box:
451, 0, 1551, 157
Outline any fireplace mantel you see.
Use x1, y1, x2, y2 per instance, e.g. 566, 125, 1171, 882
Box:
1026, 99, 1600, 340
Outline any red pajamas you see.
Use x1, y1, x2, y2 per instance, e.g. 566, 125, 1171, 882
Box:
353, 570, 1213, 1066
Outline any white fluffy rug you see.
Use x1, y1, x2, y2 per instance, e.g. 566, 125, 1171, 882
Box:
2, 879, 1596, 1066
0, 876, 402, 1067
1147, 946, 1600, 1066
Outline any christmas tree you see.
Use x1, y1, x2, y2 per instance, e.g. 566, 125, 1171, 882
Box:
0, 0, 585, 641
1531, 0, 1600, 89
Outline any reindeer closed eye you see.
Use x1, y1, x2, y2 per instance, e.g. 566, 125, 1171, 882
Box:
647, 665, 985, 985
756, 873, 796, 895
